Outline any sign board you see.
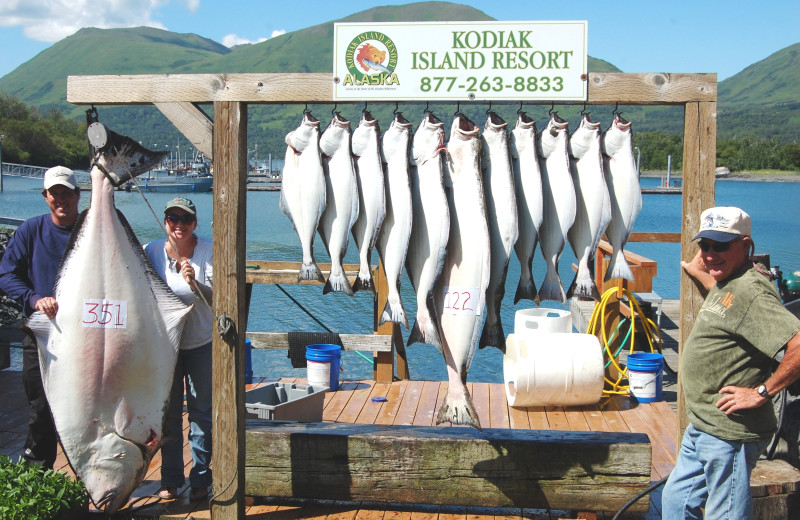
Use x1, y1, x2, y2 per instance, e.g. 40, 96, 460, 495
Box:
333, 21, 587, 101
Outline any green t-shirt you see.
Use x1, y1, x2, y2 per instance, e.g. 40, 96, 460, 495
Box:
682, 267, 800, 441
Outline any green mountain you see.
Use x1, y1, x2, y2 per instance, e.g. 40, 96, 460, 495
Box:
0, 1, 796, 160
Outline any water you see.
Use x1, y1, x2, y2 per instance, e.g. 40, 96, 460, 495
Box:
3, 174, 800, 383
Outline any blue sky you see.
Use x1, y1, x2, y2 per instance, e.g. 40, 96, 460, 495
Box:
0, 0, 797, 81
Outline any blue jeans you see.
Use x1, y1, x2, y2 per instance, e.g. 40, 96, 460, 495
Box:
662, 423, 769, 520
160, 342, 213, 489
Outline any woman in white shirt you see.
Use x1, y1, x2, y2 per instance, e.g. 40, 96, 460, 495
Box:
144, 197, 213, 502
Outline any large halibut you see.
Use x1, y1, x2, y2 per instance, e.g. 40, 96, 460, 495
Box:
27, 125, 192, 513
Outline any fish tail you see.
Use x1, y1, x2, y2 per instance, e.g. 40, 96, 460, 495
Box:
380, 297, 409, 329
351, 274, 375, 294
604, 249, 635, 282
538, 266, 566, 304
408, 305, 443, 350
566, 266, 600, 301
323, 272, 354, 296
479, 321, 506, 353
299, 261, 325, 283
436, 387, 482, 430
514, 277, 538, 304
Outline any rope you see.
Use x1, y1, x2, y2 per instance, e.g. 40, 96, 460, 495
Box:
586, 286, 664, 397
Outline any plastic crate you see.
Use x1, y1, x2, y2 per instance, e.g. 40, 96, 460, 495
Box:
245, 382, 327, 422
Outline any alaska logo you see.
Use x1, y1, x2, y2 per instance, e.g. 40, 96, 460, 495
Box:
343, 31, 400, 87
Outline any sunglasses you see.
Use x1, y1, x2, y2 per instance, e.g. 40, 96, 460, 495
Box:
165, 214, 196, 225
698, 238, 740, 253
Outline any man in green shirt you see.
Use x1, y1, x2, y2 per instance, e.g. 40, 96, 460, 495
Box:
663, 206, 800, 520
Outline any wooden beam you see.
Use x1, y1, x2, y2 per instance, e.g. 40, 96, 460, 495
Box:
154, 102, 213, 159
245, 332, 392, 352
211, 100, 248, 520
677, 101, 717, 448
67, 73, 716, 105
244, 260, 374, 285
245, 421, 653, 512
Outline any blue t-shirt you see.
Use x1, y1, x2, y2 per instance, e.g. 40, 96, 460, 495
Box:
0, 214, 74, 316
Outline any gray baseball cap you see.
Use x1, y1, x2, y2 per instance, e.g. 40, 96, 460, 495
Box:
164, 197, 196, 215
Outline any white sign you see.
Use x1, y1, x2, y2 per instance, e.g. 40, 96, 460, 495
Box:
82, 299, 128, 329
333, 21, 587, 101
442, 286, 482, 316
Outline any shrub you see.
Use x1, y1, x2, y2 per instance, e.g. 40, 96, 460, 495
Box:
0, 455, 87, 520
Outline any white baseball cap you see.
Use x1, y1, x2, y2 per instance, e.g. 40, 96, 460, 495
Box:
43, 166, 77, 191
694, 206, 752, 242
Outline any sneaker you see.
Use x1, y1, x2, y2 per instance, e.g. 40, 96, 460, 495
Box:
189, 487, 209, 501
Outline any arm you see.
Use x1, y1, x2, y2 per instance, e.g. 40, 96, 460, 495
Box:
681, 249, 715, 294
718, 330, 800, 414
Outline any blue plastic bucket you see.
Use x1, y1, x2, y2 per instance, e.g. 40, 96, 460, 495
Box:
627, 352, 664, 403
245, 339, 253, 384
306, 344, 342, 390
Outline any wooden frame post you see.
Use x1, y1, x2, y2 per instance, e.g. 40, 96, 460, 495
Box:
211, 101, 248, 520
677, 100, 717, 441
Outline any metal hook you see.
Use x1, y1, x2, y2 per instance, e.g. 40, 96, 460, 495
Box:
486, 101, 493, 115
424, 100, 430, 113
612, 103, 620, 116
517, 101, 524, 115
364, 101, 368, 111
454, 101, 460, 116
580, 103, 589, 117
303, 103, 310, 114
548, 103, 557, 117
86, 105, 99, 125
331, 103, 338, 116
393, 102, 399, 115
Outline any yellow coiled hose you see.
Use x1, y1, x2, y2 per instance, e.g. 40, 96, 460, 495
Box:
586, 286, 664, 396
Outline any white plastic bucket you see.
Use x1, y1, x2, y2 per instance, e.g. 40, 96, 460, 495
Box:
514, 308, 573, 334
503, 332, 604, 407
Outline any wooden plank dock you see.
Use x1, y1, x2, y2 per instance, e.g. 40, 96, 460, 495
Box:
2, 299, 798, 518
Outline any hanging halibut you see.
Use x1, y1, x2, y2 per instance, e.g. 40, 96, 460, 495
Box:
318, 112, 359, 296
280, 111, 326, 282
350, 110, 386, 294
602, 114, 642, 282
376, 112, 414, 327
567, 114, 612, 300
537, 113, 576, 304
479, 111, 518, 353
511, 111, 543, 304
434, 114, 490, 430
406, 110, 449, 349
26, 125, 191, 513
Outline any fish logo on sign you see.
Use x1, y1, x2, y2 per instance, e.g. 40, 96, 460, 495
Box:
342, 31, 400, 88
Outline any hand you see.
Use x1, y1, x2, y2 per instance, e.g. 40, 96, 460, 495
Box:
681, 250, 708, 276
34, 297, 59, 319
177, 259, 197, 288
716, 385, 767, 415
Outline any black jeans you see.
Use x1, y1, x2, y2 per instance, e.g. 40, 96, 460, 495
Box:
21, 335, 57, 468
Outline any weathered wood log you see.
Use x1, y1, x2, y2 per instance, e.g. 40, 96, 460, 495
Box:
245, 421, 652, 512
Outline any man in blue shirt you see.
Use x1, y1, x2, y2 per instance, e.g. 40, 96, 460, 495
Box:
0, 166, 81, 468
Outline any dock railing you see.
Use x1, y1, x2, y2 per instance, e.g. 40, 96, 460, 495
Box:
243, 260, 405, 383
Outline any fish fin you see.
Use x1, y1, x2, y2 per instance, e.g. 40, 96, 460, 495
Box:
352, 274, 375, 294
114, 396, 134, 437
380, 298, 409, 329
300, 261, 325, 282
604, 249, 635, 282
323, 273, 354, 296
513, 277, 538, 304
479, 322, 507, 353
567, 270, 602, 301
538, 267, 566, 304
565, 271, 578, 300
24, 313, 50, 353
436, 389, 482, 430
407, 320, 424, 347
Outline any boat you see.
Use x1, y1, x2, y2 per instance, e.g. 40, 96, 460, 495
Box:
129, 168, 213, 193
716, 166, 731, 178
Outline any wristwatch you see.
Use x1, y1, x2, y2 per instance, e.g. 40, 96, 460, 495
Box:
757, 384, 773, 399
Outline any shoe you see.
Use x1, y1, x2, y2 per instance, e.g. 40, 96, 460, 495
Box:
190, 487, 209, 501
158, 487, 178, 500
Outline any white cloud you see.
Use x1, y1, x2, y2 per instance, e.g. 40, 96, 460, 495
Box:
221, 29, 285, 48
0, 0, 168, 42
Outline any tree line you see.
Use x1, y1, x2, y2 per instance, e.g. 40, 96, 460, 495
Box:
2, 93, 799, 174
